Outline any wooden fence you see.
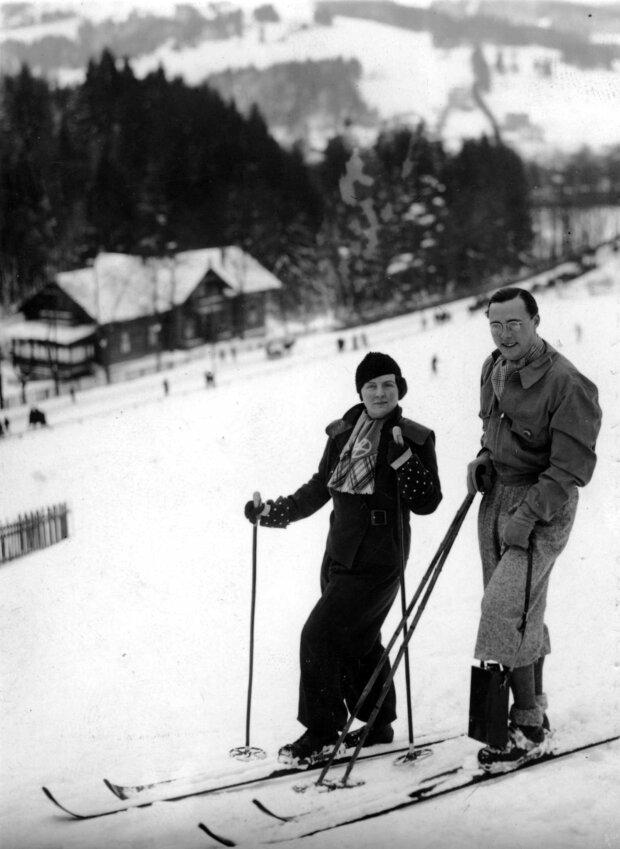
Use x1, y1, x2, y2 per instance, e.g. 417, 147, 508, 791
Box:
0, 503, 69, 564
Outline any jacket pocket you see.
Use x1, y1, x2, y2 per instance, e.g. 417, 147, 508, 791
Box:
508, 415, 547, 449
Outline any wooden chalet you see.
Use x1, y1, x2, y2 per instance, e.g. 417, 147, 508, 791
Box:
9, 247, 282, 381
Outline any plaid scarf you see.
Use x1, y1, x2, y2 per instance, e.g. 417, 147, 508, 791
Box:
491, 337, 545, 399
328, 411, 384, 495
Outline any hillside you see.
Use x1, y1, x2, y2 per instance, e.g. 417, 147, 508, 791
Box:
1, 1, 620, 157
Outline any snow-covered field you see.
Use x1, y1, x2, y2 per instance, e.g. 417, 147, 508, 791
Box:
1, 253, 619, 848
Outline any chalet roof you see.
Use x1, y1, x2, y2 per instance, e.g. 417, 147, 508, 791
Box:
55, 247, 281, 324
174, 247, 282, 299
8, 321, 96, 345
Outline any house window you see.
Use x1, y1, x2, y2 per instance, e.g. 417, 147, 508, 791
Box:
148, 323, 161, 347
245, 305, 259, 327
120, 332, 131, 354
184, 317, 196, 339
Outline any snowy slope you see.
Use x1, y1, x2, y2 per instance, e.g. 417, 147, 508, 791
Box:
2, 3, 620, 155
0, 252, 619, 848
81, 17, 620, 154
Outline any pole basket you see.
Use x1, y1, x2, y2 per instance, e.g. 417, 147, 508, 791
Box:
308, 776, 365, 792
229, 745, 267, 761
393, 746, 433, 766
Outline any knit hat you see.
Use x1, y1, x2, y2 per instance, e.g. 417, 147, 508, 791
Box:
355, 352, 408, 399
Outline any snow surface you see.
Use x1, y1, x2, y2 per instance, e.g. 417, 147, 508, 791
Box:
1, 249, 620, 848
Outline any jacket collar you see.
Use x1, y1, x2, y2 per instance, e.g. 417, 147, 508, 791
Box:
327, 403, 402, 437
491, 340, 557, 389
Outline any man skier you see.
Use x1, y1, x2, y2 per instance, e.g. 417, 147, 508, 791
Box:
245, 352, 442, 766
466, 286, 602, 771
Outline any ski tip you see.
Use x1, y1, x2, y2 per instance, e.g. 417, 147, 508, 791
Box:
41, 786, 86, 820
252, 797, 293, 822
103, 778, 127, 800
198, 822, 237, 846
42, 786, 64, 807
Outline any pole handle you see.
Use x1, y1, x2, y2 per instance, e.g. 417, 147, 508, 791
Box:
392, 426, 404, 447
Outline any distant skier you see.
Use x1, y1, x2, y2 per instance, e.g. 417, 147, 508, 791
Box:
245, 352, 442, 767
466, 287, 601, 771
431, 355, 438, 374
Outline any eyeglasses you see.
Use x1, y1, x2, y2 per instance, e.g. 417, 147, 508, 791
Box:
489, 320, 525, 333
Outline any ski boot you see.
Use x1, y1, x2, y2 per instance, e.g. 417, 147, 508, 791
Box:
278, 730, 344, 768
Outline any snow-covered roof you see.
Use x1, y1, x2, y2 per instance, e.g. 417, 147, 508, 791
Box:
172, 246, 282, 300
8, 321, 96, 345
55, 247, 281, 324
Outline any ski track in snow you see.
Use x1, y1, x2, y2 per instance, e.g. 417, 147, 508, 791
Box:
1, 250, 620, 848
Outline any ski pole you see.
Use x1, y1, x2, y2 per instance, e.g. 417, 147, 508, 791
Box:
393, 426, 415, 761
335, 491, 475, 786
317, 491, 473, 783
317, 491, 475, 785
230, 491, 267, 761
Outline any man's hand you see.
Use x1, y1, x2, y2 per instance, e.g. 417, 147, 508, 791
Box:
466, 454, 495, 494
502, 505, 537, 550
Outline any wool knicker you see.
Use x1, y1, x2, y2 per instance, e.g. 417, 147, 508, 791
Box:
475, 481, 578, 668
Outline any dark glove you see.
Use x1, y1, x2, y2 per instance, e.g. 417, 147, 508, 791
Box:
502, 504, 538, 550
466, 454, 495, 494
244, 496, 266, 525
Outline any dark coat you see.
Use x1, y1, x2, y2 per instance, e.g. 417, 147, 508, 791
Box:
261, 403, 442, 568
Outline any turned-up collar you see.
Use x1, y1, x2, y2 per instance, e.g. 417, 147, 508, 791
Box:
327, 403, 401, 437
490, 340, 557, 389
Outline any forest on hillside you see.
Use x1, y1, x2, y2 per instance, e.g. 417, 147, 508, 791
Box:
205, 57, 377, 144
1, 51, 617, 323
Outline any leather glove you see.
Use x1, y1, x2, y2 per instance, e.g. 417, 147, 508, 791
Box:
244, 492, 268, 524
502, 504, 538, 550
466, 453, 495, 494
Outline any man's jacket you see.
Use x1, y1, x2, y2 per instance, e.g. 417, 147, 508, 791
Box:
479, 342, 602, 522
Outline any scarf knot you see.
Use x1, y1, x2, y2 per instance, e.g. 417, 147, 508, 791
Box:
491, 338, 545, 399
